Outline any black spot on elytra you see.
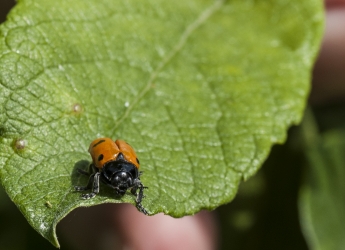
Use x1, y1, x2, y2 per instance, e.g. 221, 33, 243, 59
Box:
98, 154, 104, 161
93, 139, 105, 148
136, 158, 140, 164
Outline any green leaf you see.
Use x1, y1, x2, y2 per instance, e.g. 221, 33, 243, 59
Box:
299, 128, 345, 250
0, 0, 323, 247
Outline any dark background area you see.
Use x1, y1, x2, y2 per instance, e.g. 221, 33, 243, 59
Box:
0, 0, 15, 23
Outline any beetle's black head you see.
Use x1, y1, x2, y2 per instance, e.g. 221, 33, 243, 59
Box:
111, 171, 133, 195
101, 153, 139, 195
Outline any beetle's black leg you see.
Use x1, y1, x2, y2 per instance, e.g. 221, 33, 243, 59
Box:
131, 180, 148, 215
136, 183, 146, 203
131, 181, 148, 200
136, 184, 148, 215
136, 202, 148, 215
75, 164, 98, 191
74, 173, 95, 191
80, 172, 101, 199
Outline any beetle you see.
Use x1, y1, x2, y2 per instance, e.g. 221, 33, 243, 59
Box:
75, 138, 148, 214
